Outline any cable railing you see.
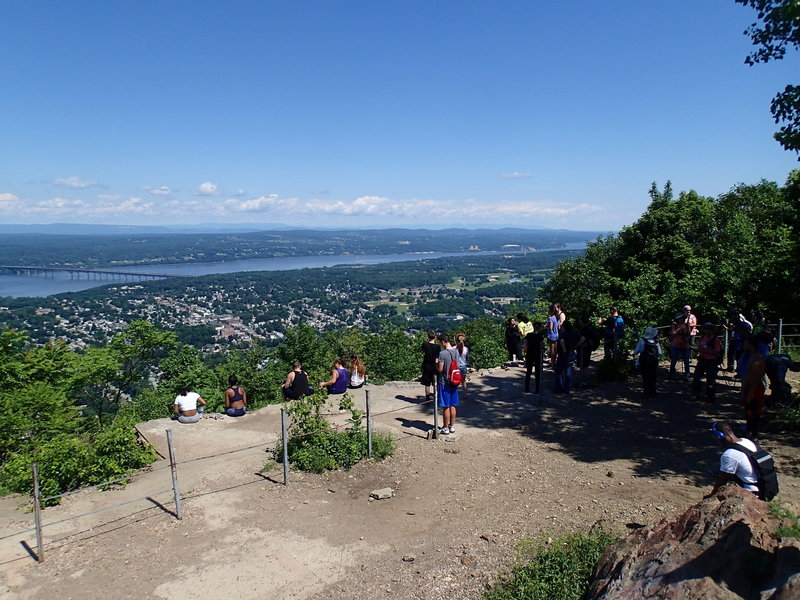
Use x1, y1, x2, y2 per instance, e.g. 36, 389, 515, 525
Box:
5, 388, 446, 564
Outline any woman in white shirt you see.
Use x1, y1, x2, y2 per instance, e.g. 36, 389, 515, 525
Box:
173, 387, 207, 424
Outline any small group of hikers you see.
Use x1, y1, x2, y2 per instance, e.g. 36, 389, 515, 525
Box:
630, 305, 790, 441
172, 375, 247, 423
501, 306, 617, 396
282, 355, 368, 400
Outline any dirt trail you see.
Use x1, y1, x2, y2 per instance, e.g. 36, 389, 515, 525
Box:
1, 363, 798, 600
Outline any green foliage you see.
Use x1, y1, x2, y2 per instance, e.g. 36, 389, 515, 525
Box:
459, 317, 508, 370
736, 0, 800, 154
124, 387, 173, 421
280, 391, 394, 473
0, 382, 80, 462
767, 393, 800, 431
486, 530, 618, 600
594, 356, 632, 383
363, 322, 420, 383
543, 175, 800, 327
769, 502, 800, 538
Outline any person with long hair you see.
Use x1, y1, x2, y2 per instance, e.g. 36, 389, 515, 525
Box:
454, 333, 469, 394
349, 354, 367, 389
546, 305, 560, 367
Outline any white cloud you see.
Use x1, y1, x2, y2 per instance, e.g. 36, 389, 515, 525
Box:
144, 185, 172, 196
0, 192, 20, 208
53, 176, 99, 189
224, 194, 298, 213
500, 172, 533, 179
194, 181, 220, 196
36, 197, 88, 209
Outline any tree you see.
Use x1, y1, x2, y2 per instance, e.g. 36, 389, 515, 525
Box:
736, 0, 800, 155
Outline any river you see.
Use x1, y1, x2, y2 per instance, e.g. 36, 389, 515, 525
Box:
0, 244, 586, 298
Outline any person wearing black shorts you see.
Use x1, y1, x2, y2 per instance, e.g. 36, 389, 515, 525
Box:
421, 330, 440, 402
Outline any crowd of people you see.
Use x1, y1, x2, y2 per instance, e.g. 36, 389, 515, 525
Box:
170, 304, 789, 503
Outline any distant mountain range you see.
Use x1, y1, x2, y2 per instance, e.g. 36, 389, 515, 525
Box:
0, 223, 608, 236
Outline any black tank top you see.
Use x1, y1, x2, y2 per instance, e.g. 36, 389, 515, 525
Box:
291, 371, 308, 396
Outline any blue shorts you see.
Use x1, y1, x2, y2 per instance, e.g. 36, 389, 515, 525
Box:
438, 382, 459, 408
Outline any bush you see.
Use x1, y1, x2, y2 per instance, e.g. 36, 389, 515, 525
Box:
0, 418, 156, 504
594, 356, 632, 382
487, 529, 618, 600
277, 391, 395, 473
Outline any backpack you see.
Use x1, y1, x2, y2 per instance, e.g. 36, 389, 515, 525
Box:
641, 339, 659, 364
732, 443, 779, 501
585, 326, 601, 351
446, 348, 463, 387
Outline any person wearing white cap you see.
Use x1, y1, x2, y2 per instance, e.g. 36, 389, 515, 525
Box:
633, 327, 662, 397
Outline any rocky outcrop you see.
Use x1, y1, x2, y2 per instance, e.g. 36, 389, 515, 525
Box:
586, 485, 800, 600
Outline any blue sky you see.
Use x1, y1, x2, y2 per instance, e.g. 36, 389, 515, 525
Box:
0, 1, 797, 231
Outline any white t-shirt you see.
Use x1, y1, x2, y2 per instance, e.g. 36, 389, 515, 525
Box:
720, 438, 759, 492
350, 370, 365, 387
174, 391, 201, 413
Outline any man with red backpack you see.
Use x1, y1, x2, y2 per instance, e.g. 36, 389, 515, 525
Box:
436, 333, 460, 435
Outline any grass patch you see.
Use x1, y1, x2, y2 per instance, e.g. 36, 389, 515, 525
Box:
769, 502, 800, 538
487, 530, 618, 600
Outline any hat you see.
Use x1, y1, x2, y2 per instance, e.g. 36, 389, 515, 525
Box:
643, 327, 658, 340
683, 305, 691, 311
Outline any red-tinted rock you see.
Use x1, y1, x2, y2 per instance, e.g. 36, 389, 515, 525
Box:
587, 485, 800, 599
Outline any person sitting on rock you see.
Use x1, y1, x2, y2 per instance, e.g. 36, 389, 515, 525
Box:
708, 422, 759, 497
224, 375, 247, 417
282, 362, 312, 400
173, 387, 207, 424
320, 358, 349, 395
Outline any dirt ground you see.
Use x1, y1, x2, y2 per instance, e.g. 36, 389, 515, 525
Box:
1, 359, 798, 600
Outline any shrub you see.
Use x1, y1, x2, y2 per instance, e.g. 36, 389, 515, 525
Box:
595, 356, 632, 382
277, 391, 394, 473
487, 529, 618, 600
769, 502, 800, 538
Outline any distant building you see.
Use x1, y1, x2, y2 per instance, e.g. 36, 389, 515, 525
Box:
468, 245, 480, 251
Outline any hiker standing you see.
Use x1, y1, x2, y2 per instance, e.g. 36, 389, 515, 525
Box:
632, 327, 661, 397
420, 330, 441, 402
436, 333, 459, 435
692, 323, 722, 402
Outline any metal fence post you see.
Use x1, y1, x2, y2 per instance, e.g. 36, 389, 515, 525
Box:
366, 389, 373, 458
433, 379, 439, 439
32, 463, 44, 562
166, 430, 183, 520
281, 408, 289, 486
539, 351, 545, 406
777, 318, 783, 354
724, 328, 730, 371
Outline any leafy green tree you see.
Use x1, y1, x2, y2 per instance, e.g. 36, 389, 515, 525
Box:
736, 0, 800, 155
543, 175, 799, 327
363, 322, 420, 382
70, 320, 177, 428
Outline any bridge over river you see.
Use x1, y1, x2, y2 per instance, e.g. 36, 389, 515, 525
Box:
0, 265, 183, 281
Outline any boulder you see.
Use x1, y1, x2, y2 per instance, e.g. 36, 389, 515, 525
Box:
586, 485, 800, 600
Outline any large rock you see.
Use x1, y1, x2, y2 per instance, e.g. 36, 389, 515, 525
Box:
587, 485, 800, 600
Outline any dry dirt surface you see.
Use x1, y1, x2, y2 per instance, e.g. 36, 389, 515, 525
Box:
1, 361, 798, 600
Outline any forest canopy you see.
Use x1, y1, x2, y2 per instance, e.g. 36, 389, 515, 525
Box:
542, 171, 800, 328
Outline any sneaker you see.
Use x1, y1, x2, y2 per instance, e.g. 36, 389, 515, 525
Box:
439, 427, 449, 435
448, 426, 455, 434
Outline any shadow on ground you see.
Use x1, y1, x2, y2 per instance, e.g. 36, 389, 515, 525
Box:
454, 363, 778, 487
